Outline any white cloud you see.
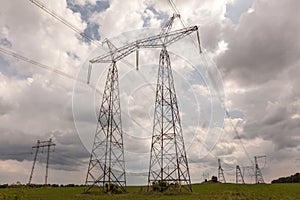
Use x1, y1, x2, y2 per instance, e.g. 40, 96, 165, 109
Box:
90, 0, 146, 39
0, 0, 299, 185
291, 114, 300, 120
71, 0, 97, 6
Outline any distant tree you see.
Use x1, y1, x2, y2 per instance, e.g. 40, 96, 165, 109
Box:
152, 181, 169, 192
51, 184, 59, 187
211, 176, 218, 183
272, 173, 300, 183
0, 184, 8, 188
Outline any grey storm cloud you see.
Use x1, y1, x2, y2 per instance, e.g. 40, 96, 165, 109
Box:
46, 130, 89, 170
0, 129, 36, 161
218, 0, 300, 86
0, 128, 89, 171
0, 0, 299, 184
0, 97, 13, 115
216, 0, 300, 158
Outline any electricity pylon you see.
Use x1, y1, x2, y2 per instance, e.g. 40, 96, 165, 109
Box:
218, 159, 226, 183
243, 165, 255, 183
255, 155, 265, 184
236, 165, 245, 184
85, 40, 126, 193
86, 15, 201, 193
147, 46, 192, 192
28, 139, 55, 185
146, 15, 196, 193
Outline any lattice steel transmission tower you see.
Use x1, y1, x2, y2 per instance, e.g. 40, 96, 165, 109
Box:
236, 165, 245, 184
85, 40, 126, 193
85, 14, 201, 193
218, 159, 226, 183
243, 165, 255, 183
254, 156, 265, 184
147, 46, 192, 192
28, 139, 55, 185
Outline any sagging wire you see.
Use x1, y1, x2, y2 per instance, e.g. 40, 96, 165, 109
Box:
167, 0, 254, 166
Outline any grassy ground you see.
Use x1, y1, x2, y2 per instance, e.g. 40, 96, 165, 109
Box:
0, 183, 299, 200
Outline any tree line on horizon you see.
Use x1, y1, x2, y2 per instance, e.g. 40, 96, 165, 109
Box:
271, 172, 300, 183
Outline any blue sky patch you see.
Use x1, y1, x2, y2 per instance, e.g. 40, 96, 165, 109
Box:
227, 109, 245, 119
67, 0, 110, 41
143, 6, 169, 28
0, 38, 12, 48
226, 0, 254, 23
0, 55, 12, 76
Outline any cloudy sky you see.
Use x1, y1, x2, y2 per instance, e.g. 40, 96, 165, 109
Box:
0, 0, 299, 185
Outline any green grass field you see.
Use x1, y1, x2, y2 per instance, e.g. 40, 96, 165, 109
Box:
1, 183, 299, 200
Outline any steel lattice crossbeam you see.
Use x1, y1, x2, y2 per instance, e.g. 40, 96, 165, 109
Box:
89, 26, 199, 64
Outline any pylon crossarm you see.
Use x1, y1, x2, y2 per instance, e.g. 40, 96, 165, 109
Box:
89, 26, 198, 64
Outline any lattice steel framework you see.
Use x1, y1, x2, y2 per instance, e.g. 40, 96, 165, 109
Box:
147, 47, 192, 192
85, 60, 126, 193
255, 156, 265, 184
25, 2, 200, 192
85, 15, 201, 193
236, 165, 245, 184
218, 159, 226, 183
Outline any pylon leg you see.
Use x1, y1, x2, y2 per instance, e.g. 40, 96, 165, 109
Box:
28, 140, 40, 185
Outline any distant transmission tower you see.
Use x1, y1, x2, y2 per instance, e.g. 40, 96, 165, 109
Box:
236, 165, 245, 184
28, 139, 55, 185
254, 156, 265, 184
85, 40, 126, 193
243, 165, 255, 183
202, 172, 210, 181
218, 159, 226, 183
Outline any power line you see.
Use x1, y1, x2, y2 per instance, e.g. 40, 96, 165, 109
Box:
166, 0, 254, 165
167, 0, 201, 52
0, 47, 82, 82
225, 110, 254, 165
29, 0, 138, 69
200, 50, 254, 165
164, 1, 248, 173
0, 45, 168, 149
28, 0, 161, 94
28, 0, 255, 179
27, 0, 200, 110
164, 1, 251, 169
29, 0, 101, 47
0, 152, 32, 156
29, 0, 200, 94
0, 46, 102, 93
